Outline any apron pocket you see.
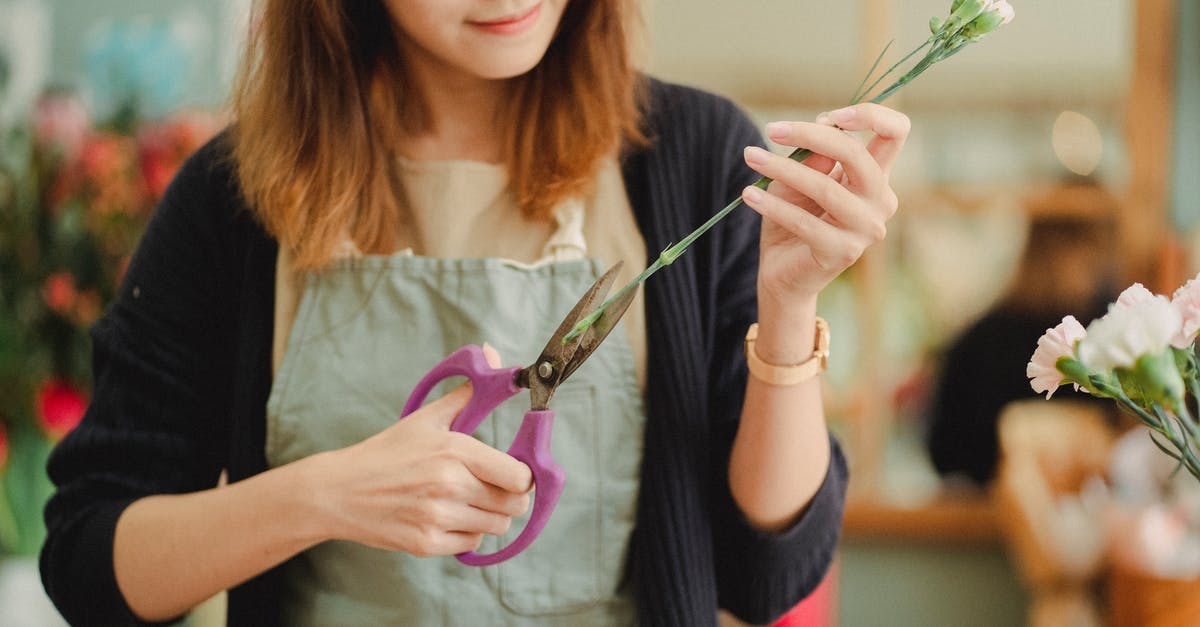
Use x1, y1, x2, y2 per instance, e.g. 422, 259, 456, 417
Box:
491, 384, 608, 615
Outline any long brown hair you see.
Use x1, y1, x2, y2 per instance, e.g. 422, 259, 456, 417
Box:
231, 1, 646, 270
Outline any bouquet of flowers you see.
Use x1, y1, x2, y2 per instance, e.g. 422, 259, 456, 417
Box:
1028, 276, 1200, 482
0, 88, 220, 555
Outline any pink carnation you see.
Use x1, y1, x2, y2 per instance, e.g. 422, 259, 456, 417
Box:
1115, 283, 1156, 308
1027, 315, 1087, 399
1171, 272, 1200, 349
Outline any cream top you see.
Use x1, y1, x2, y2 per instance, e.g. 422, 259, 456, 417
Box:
273, 157, 648, 386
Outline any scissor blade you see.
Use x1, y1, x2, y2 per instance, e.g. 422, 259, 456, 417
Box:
523, 262, 625, 407
560, 282, 638, 382
542, 262, 623, 359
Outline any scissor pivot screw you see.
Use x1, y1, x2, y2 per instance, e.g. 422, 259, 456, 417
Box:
537, 362, 555, 379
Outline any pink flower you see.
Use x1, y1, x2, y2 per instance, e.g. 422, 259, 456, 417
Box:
0, 421, 8, 470
1115, 283, 1156, 308
1027, 315, 1087, 399
1171, 272, 1200, 349
36, 379, 88, 441
31, 90, 90, 161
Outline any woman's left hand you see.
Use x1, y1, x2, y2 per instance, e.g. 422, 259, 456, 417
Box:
741, 103, 910, 307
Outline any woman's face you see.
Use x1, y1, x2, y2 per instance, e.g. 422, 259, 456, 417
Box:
384, 1, 569, 82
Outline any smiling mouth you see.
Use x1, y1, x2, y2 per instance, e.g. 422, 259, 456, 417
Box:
467, 3, 542, 35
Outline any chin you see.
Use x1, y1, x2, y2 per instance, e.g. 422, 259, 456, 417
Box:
470, 52, 547, 80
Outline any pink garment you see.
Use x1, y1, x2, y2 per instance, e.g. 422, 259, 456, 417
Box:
773, 562, 837, 627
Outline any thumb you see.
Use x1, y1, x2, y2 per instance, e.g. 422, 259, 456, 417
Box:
410, 382, 474, 431
409, 344, 504, 430
481, 342, 503, 368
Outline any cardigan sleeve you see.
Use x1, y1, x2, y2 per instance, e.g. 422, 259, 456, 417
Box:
697, 91, 850, 624
40, 137, 239, 626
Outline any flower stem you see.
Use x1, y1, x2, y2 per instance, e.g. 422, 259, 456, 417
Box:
562, 26, 984, 343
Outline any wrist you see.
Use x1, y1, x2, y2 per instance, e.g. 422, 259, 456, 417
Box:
285, 451, 342, 546
754, 290, 819, 365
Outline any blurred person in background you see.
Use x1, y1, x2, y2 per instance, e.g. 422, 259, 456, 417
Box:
925, 180, 1122, 487
38, 0, 910, 625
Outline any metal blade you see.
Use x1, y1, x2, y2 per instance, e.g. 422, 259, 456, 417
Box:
560, 282, 638, 382
523, 262, 624, 409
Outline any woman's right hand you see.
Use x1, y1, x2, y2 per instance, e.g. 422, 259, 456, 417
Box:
310, 345, 533, 556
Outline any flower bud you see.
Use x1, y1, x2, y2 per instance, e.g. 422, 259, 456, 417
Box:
1055, 356, 1096, 395
945, 0, 984, 24
962, 10, 1007, 40
929, 16, 945, 35
1133, 350, 1187, 411
946, 0, 989, 30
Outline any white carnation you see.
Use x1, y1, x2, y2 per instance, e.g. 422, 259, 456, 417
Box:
1078, 296, 1182, 371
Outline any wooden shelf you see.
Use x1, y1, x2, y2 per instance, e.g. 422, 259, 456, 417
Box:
842, 494, 1000, 543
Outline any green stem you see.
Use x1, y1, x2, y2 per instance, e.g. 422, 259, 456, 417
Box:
0, 479, 18, 553
562, 29, 977, 343
1159, 407, 1200, 479
849, 40, 895, 104
852, 36, 934, 105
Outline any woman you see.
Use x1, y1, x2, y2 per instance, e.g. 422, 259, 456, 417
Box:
40, 1, 909, 625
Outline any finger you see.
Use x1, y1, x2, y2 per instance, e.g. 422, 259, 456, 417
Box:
818, 103, 910, 174
410, 382, 474, 430
742, 185, 879, 263
481, 342, 502, 367
455, 435, 535, 494
764, 121, 882, 194
745, 147, 878, 234
467, 481, 532, 517
434, 531, 485, 556
439, 503, 514, 537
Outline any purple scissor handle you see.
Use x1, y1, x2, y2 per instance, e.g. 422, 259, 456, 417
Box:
398, 262, 638, 566
400, 345, 564, 567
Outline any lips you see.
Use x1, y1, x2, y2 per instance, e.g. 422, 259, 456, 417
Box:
467, 3, 542, 35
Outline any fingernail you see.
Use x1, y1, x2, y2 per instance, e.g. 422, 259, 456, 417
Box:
743, 186, 764, 203
744, 146, 768, 165
829, 107, 855, 124
766, 122, 789, 140
815, 113, 834, 126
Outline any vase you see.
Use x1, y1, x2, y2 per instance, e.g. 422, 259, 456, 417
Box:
0, 557, 67, 627
1108, 564, 1200, 627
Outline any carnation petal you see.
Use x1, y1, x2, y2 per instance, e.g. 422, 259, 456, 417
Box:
1079, 297, 1181, 371
1027, 316, 1087, 399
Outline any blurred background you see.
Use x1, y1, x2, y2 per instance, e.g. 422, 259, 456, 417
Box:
0, 1, 1197, 625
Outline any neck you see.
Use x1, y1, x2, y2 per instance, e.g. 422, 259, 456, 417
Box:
399, 49, 511, 163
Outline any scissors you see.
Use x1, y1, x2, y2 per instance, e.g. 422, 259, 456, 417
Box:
400, 262, 637, 566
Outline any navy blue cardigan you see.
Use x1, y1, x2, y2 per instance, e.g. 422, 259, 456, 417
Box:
41, 80, 847, 627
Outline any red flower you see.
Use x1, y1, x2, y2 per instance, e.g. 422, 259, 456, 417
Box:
36, 379, 87, 440
136, 111, 221, 201
42, 272, 78, 317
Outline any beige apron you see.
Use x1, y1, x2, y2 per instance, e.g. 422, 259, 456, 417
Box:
265, 207, 645, 625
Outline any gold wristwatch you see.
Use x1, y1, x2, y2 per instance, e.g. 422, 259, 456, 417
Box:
744, 318, 830, 386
